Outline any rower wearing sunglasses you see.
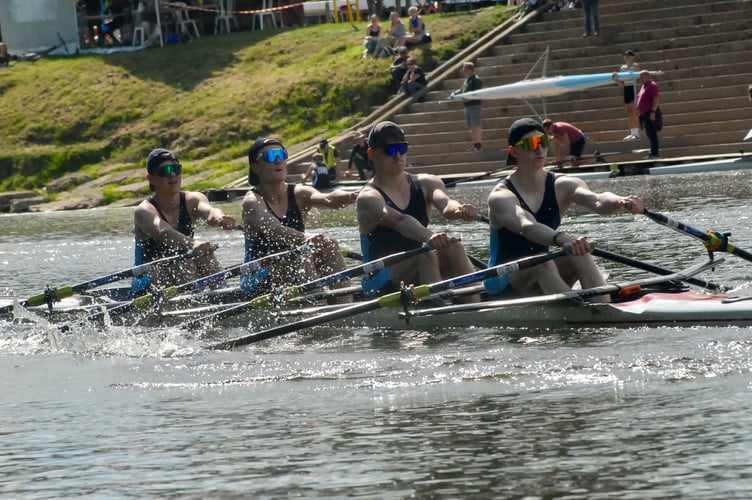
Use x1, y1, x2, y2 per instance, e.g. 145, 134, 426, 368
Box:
485, 118, 645, 301
240, 137, 357, 301
132, 148, 237, 295
356, 121, 479, 300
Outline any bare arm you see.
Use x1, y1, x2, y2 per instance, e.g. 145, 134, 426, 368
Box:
307, 187, 359, 210
357, 187, 434, 243
419, 174, 477, 222
188, 191, 236, 230
488, 187, 558, 247
562, 176, 645, 216
133, 201, 195, 251
241, 191, 306, 248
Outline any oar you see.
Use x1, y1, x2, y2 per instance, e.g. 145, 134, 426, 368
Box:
642, 209, 752, 263
235, 224, 362, 261
342, 249, 363, 261
444, 167, 512, 188
403, 257, 721, 319
592, 247, 726, 292
4, 250, 200, 314
184, 242, 442, 329
60, 244, 311, 330
205, 248, 570, 350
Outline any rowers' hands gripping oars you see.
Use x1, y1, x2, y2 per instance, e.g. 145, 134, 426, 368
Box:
205, 247, 573, 350
184, 241, 446, 329
641, 208, 752, 263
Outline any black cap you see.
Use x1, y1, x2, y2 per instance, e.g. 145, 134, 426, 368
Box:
624, 49, 635, 56
368, 121, 406, 148
319, 139, 329, 148
147, 148, 180, 174
508, 118, 545, 145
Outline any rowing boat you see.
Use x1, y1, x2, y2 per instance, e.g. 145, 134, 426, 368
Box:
273, 290, 752, 330
452, 71, 647, 101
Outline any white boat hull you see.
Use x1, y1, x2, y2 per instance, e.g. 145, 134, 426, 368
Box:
453, 72, 641, 101
250, 291, 752, 332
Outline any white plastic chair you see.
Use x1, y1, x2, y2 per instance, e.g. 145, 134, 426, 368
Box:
173, 2, 201, 38
132, 25, 147, 46
214, 0, 238, 35
253, 0, 283, 30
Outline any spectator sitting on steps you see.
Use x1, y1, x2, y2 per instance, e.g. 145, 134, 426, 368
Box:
390, 47, 410, 91
399, 57, 427, 96
404, 6, 430, 46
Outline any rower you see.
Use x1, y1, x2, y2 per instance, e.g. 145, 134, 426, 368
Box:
485, 117, 646, 302
132, 148, 237, 295
240, 137, 357, 302
356, 121, 480, 301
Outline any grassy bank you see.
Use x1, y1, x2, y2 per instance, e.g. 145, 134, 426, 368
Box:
0, 6, 512, 202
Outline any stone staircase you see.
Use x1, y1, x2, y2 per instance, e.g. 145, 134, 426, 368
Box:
217, 0, 752, 196
378, 0, 752, 178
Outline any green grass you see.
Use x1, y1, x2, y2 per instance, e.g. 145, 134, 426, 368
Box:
0, 6, 513, 201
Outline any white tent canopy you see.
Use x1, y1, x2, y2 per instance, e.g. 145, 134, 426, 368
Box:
0, 0, 78, 55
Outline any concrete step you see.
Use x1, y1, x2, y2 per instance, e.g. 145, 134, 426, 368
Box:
289, 0, 752, 185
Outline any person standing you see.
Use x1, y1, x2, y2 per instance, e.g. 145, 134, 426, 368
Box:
542, 119, 586, 167
241, 138, 357, 299
636, 70, 662, 159
582, 0, 599, 37
316, 139, 340, 183
132, 148, 237, 295
356, 121, 479, 298
485, 118, 645, 301
450, 61, 483, 152
612, 49, 641, 141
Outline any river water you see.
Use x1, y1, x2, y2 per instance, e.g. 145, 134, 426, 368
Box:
2, 170, 752, 498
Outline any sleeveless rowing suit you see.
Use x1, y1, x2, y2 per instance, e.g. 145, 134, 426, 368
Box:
360, 174, 429, 296
485, 172, 561, 295
311, 163, 332, 190
132, 192, 194, 294
241, 184, 305, 294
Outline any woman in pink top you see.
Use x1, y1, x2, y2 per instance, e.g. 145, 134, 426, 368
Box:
636, 70, 662, 159
542, 119, 587, 167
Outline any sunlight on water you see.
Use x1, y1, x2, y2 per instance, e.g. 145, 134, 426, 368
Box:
3, 173, 752, 496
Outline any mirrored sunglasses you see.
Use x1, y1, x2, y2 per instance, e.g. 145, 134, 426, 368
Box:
514, 134, 550, 151
153, 163, 182, 177
257, 148, 288, 163
380, 142, 409, 157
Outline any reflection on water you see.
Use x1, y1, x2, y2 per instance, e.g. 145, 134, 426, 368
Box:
2, 171, 752, 496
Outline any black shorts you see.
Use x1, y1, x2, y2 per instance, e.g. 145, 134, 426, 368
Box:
623, 86, 635, 104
